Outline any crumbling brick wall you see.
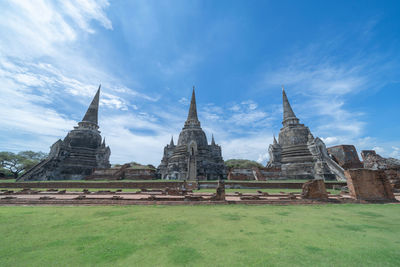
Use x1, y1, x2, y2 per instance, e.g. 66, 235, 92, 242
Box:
345, 169, 395, 201
361, 150, 400, 189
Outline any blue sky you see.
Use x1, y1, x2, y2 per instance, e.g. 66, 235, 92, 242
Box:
0, 0, 399, 165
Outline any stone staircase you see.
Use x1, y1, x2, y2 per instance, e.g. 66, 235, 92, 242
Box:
17, 158, 52, 181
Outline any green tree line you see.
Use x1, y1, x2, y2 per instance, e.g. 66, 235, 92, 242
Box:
224, 159, 264, 169
0, 151, 47, 178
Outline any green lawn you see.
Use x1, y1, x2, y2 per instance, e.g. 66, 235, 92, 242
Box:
0, 179, 16, 182
1, 204, 399, 266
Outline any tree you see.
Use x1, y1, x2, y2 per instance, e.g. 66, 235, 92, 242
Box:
0, 151, 47, 178
225, 159, 264, 170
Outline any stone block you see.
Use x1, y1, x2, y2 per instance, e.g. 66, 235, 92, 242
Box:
301, 179, 328, 199
39, 196, 54, 200
240, 195, 260, 200
345, 169, 395, 201
184, 195, 203, 201
182, 180, 198, 190
327, 145, 363, 169
214, 180, 225, 200
165, 187, 182, 196
3, 196, 16, 200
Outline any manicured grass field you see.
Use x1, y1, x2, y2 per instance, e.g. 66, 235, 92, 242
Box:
1, 204, 399, 266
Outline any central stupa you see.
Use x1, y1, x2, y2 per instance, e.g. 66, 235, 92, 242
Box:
157, 87, 226, 180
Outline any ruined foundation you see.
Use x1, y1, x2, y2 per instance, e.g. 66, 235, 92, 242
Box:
345, 169, 395, 201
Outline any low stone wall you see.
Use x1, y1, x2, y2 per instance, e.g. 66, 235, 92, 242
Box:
0, 181, 183, 189
201, 182, 344, 189
258, 168, 282, 180
227, 167, 283, 181
0, 181, 346, 190
86, 165, 156, 180
227, 169, 255, 180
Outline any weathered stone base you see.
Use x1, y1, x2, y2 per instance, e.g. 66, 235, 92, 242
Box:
345, 169, 395, 201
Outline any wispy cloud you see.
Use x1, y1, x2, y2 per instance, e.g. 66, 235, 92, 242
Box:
61, 0, 112, 33
0, 0, 113, 58
0, 0, 160, 164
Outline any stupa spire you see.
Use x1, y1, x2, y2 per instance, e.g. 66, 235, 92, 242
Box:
184, 86, 200, 127
273, 134, 278, 145
211, 134, 216, 146
82, 85, 101, 125
282, 86, 299, 126
170, 136, 175, 146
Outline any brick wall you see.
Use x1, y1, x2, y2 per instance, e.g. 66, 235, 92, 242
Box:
0, 181, 346, 189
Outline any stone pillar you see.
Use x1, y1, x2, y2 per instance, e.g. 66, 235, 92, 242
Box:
215, 180, 225, 200
301, 179, 328, 200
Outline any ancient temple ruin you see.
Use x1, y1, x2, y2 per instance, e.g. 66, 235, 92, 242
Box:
157, 88, 226, 180
266, 87, 346, 180
18, 86, 111, 181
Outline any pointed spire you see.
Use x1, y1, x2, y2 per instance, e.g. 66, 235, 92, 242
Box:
211, 134, 216, 146
82, 85, 101, 125
102, 137, 106, 147
184, 86, 200, 127
170, 135, 175, 146
273, 134, 278, 145
282, 85, 299, 126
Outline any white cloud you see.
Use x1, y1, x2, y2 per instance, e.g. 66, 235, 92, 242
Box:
178, 97, 189, 105
0, 0, 112, 58
229, 104, 240, 112
241, 100, 258, 110
219, 135, 272, 165
0, 0, 159, 162
61, 0, 112, 33
100, 114, 174, 164
321, 137, 339, 146
389, 146, 400, 158
373, 146, 385, 154
0, 79, 75, 138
